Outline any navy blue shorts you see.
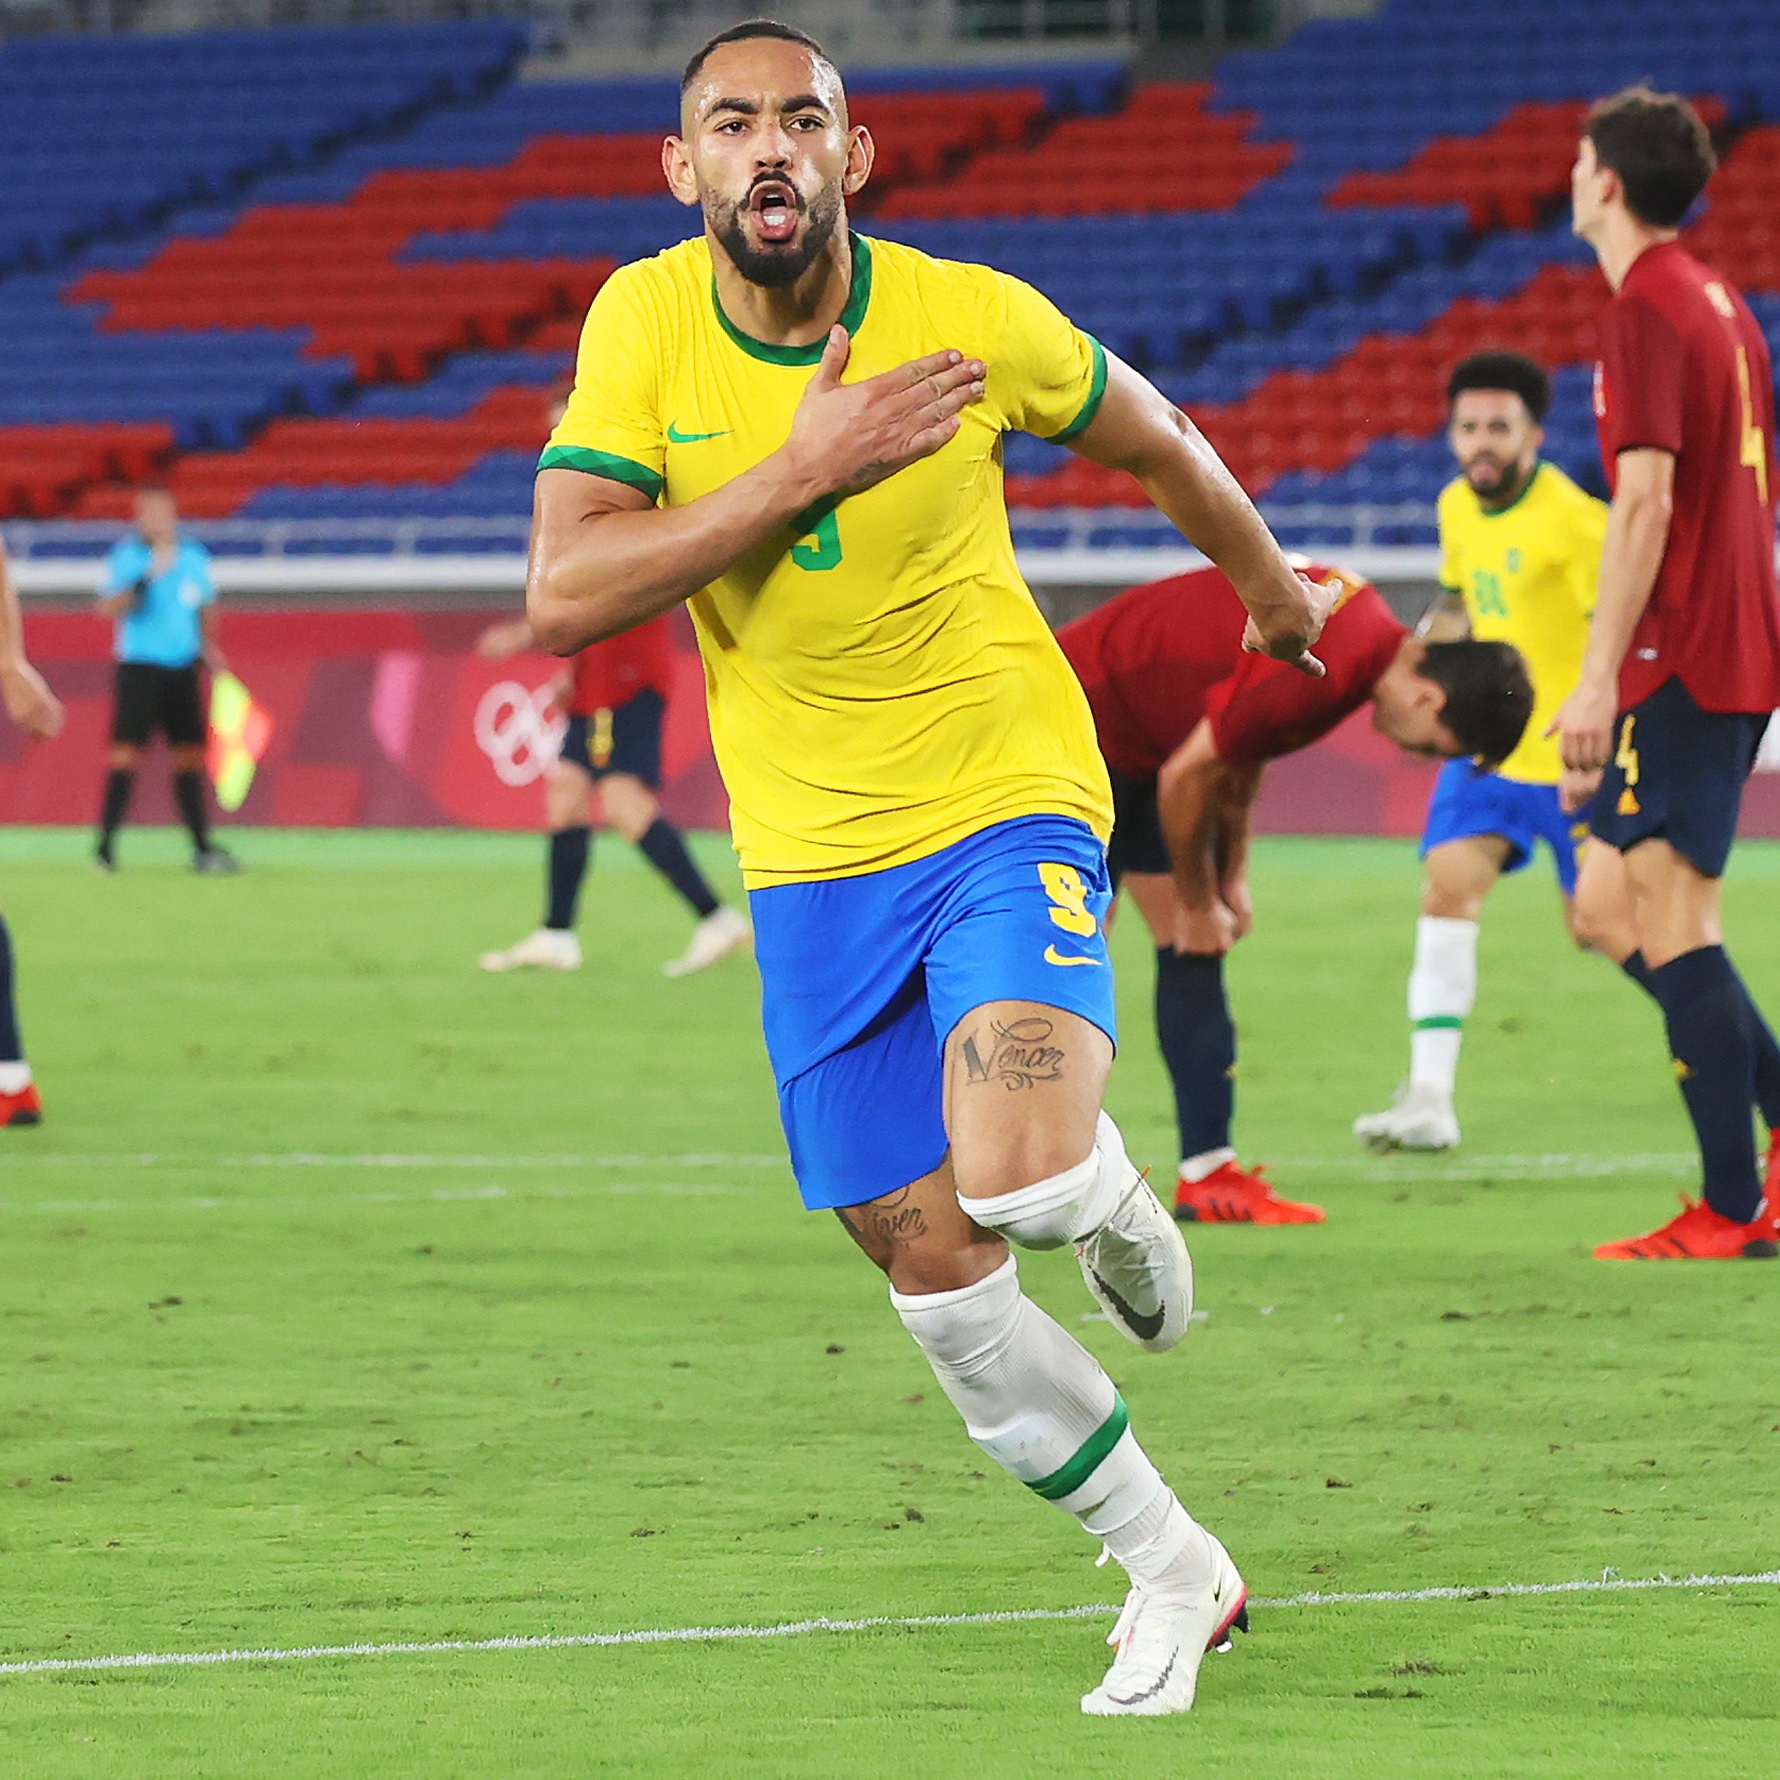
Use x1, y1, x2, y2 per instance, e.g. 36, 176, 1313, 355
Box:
559, 686, 663, 787
749, 815, 1117, 1211
1105, 767, 1170, 884
1421, 758, 1586, 894
1591, 676, 1766, 879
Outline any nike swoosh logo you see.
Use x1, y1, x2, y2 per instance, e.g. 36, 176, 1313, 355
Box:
1091, 1269, 1167, 1342
1044, 945, 1101, 968
667, 422, 731, 443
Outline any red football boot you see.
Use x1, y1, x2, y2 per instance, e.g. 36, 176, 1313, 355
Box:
0, 1081, 42, 1127
1174, 1160, 1325, 1225
1594, 1194, 1778, 1260
1761, 1134, 1780, 1241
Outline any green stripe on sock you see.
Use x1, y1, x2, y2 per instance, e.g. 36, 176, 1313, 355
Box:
1413, 1016, 1465, 1031
1027, 1395, 1129, 1501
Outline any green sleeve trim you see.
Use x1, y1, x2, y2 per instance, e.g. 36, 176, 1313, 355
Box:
538, 444, 664, 501
1028, 1394, 1128, 1501
1048, 335, 1109, 445
1413, 1016, 1465, 1031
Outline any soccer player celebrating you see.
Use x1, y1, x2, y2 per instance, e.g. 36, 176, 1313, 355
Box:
94, 486, 237, 874
1354, 354, 1611, 1153
474, 614, 749, 977
1060, 561, 1532, 1222
0, 537, 65, 1125
1556, 88, 1780, 1260
527, 20, 1330, 1715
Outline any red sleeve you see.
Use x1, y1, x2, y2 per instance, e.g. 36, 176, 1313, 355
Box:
1601, 293, 1686, 456
1205, 584, 1403, 767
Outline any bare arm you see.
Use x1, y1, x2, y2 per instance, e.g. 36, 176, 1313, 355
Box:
1212, 762, 1262, 940
0, 546, 63, 739
199, 603, 228, 676
1418, 589, 1471, 642
1549, 448, 1673, 788
527, 330, 986, 655
476, 617, 540, 662
1067, 356, 1333, 674
1155, 719, 1252, 954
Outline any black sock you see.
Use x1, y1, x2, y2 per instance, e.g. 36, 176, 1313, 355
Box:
1727, 959, 1780, 1131
1619, 949, 1655, 996
98, 768, 135, 855
637, 818, 719, 918
0, 913, 22, 1064
173, 769, 212, 853
1154, 947, 1235, 1162
545, 826, 591, 931
1649, 945, 1761, 1222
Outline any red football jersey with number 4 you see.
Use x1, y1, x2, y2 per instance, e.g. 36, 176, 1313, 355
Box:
1594, 240, 1780, 713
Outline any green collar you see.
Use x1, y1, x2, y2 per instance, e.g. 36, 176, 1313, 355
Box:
1477, 459, 1543, 518
711, 232, 872, 365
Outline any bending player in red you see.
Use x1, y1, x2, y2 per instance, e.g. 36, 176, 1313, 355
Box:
1058, 561, 1532, 1222
476, 613, 750, 978
1555, 88, 1780, 1259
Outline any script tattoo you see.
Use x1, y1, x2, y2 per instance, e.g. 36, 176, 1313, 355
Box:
961, 1019, 1066, 1093
837, 1185, 927, 1258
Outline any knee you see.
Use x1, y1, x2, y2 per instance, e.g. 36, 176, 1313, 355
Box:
1420, 881, 1481, 922
961, 1110, 1130, 1250
886, 1236, 1009, 1298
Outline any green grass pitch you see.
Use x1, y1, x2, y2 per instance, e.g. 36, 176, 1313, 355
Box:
1, 826, 1775, 1777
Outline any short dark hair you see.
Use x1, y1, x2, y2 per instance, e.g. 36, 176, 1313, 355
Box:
681, 19, 834, 94
1446, 352, 1551, 423
1417, 640, 1534, 768
1584, 86, 1715, 228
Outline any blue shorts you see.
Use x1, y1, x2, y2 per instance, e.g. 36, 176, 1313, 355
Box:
749, 815, 1117, 1212
1421, 758, 1585, 895
1591, 676, 1766, 879
559, 687, 663, 786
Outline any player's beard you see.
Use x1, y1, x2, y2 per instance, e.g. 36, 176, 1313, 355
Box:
708, 179, 843, 288
1465, 455, 1524, 503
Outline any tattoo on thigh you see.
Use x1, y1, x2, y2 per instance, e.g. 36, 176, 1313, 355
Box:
838, 1186, 928, 1254
960, 1018, 1066, 1092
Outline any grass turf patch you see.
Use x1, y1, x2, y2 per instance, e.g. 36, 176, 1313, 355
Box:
0, 830, 1775, 1776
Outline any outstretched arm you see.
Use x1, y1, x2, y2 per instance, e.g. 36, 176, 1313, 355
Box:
0, 545, 63, 739
1155, 719, 1257, 954
527, 331, 986, 655
1549, 447, 1672, 795
1067, 356, 1333, 675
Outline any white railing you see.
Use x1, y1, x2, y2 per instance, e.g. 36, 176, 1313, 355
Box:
5, 506, 1444, 594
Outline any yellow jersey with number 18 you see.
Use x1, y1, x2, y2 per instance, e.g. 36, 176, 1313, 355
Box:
1436, 460, 1607, 785
541, 231, 1113, 888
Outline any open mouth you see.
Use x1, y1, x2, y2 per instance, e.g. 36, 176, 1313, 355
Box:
749, 179, 800, 244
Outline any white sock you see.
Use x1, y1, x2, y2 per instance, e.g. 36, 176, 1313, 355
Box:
960, 1111, 1131, 1250
1179, 1146, 1236, 1184
1408, 916, 1477, 1097
892, 1255, 1202, 1569
1098, 1486, 1211, 1589
0, 1061, 31, 1094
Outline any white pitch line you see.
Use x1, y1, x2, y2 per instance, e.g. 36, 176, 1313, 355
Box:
0, 1181, 751, 1216
1274, 1153, 1693, 1180
2, 1570, 1774, 1680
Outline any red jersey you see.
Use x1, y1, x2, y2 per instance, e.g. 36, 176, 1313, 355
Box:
1056, 563, 1406, 779
568, 615, 676, 715
1593, 241, 1780, 713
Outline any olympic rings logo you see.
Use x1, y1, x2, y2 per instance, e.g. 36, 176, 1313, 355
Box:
475, 680, 566, 787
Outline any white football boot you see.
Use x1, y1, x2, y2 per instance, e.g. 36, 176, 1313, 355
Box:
1352, 1082, 1460, 1152
478, 927, 583, 973
662, 906, 752, 978
1074, 1113, 1194, 1354
1081, 1532, 1249, 1717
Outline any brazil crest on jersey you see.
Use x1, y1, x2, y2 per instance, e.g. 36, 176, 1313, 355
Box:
1437, 461, 1606, 785
541, 231, 1113, 887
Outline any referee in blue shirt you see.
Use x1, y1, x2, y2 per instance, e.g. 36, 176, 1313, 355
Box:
95, 487, 237, 873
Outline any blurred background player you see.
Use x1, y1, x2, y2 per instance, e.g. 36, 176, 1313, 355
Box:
1060, 561, 1532, 1224
0, 536, 65, 1125
474, 613, 749, 976
1554, 88, 1780, 1260
1354, 353, 1611, 1154
94, 486, 237, 874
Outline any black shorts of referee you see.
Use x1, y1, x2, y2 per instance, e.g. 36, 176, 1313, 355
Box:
558, 686, 664, 786
111, 661, 206, 749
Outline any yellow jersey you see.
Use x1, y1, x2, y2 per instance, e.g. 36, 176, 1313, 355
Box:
542, 231, 1113, 887
1436, 461, 1606, 784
